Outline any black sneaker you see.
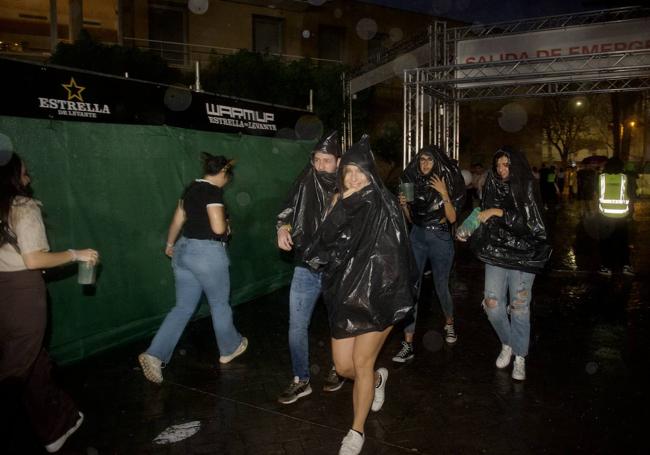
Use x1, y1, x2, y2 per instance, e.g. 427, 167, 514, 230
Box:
322, 366, 346, 392
392, 341, 414, 363
278, 377, 312, 404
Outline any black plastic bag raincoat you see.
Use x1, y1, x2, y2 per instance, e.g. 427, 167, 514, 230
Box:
276, 132, 340, 259
303, 136, 416, 338
401, 145, 466, 226
470, 148, 551, 273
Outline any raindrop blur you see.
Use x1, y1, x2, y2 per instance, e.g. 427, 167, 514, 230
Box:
585, 361, 598, 375
275, 128, 297, 140
422, 330, 443, 353
295, 115, 324, 140
187, 0, 209, 15
179, 349, 186, 356
498, 102, 528, 133
271, 147, 280, 154
236, 192, 251, 206
334, 8, 343, 19
308, 0, 327, 5
432, 0, 453, 15
86, 447, 99, 455
164, 86, 192, 112
310, 364, 321, 376
455, 0, 471, 11
389, 27, 404, 42
302, 30, 311, 39
392, 53, 418, 77
356, 18, 378, 41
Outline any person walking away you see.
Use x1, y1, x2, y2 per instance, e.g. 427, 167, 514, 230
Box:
138, 153, 247, 384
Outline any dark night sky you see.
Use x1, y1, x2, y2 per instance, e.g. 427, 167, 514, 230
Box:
358, 0, 644, 24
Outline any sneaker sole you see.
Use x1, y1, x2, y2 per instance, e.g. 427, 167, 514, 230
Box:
391, 355, 414, 363
278, 387, 313, 404
138, 354, 162, 384
219, 337, 248, 364
371, 368, 388, 412
445, 337, 457, 344
45, 412, 84, 453
323, 379, 346, 392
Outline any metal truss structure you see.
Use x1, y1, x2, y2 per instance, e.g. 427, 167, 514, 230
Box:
402, 6, 650, 165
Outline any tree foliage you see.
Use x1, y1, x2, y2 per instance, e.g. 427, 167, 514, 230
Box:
50, 30, 181, 84
202, 50, 346, 134
541, 97, 590, 164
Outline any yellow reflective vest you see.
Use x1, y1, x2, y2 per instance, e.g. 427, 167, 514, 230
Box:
598, 173, 629, 218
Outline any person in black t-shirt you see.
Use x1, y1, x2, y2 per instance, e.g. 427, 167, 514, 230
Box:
138, 153, 247, 384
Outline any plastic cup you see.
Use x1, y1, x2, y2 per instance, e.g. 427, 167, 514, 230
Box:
78, 261, 96, 285
400, 182, 415, 202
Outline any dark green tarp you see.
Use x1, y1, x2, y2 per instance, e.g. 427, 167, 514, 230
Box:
0, 116, 313, 364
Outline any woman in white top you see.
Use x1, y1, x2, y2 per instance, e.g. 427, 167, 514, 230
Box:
0, 150, 98, 453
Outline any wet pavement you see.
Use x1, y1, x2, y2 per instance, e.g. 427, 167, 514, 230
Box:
4, 200, 649, 454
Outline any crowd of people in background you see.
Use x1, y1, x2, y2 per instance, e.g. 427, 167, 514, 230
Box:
0, 128, 637, 454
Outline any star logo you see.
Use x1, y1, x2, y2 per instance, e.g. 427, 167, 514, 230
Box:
61, 77, 86, 102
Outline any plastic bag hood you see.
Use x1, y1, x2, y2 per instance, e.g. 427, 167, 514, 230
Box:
312, 130, 341, 157
470, 147, 551, 273
303, 135, 416, 338
401, 145, 466, 227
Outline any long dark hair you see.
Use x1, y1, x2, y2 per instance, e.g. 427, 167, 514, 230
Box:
491, 147, 535, 204
0, 153, 32, 248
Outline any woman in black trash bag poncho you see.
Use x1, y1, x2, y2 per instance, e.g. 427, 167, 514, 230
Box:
468, 147, 551, 382
304, 135, 416, 455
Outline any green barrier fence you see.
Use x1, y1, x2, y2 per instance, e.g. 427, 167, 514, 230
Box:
0, 116, 313, 364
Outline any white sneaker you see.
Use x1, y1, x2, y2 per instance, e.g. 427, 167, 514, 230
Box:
219, 337, 248, 364
138, 352, 163, 384
339, 429, 365, 455
444, 324, 457, 344
371, 367, 388, 412
44, 412, 84, 453
495, 344, 512, 369
622, 265, 635, 276
512, 355, 526, 381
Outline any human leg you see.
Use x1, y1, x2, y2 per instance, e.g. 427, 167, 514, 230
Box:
403, 226, 429, 339
506, 269, 535, 358
188, 241, 243, 357
146, 240, 204, 365
392, 227, 426, 364
350, 327, 392, 433
287, 266, 322, 380
0, 271, 80, 448
483, 264, 510, 346
428, 230, 455, 323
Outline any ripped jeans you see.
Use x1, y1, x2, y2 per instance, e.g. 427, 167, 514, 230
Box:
482, 264, 535, 357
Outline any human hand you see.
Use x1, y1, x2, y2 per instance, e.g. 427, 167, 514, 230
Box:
76, 249, 99, 265
165, 245, 174, 258
277, 227, 294, 251
398, 193, 408, 207
429, 175, 449, 198
477, 208, 503, 223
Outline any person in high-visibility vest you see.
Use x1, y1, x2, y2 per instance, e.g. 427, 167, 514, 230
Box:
597, 157, 634, 276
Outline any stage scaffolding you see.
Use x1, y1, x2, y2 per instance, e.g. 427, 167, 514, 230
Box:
344, 6, 650, 165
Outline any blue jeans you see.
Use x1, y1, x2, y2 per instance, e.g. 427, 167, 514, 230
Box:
405, 224, 455, 334
482, 264, 535, 357
147, 237, 242, 364
288, 266, 322, 380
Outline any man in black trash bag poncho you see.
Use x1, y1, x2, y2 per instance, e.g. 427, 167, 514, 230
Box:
275, 131, 345, 404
